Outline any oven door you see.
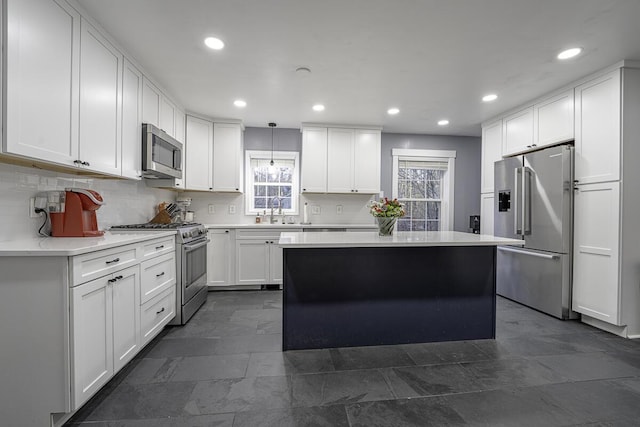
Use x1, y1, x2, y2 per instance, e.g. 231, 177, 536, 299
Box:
182, 238, 208, 303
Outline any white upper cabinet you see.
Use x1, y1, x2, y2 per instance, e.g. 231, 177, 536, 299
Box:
574, 70, 621, 184
121, 59, 143, 180
159, 97, 176, 138
78, 19, 123, 176
141, 78, 161, 128
326, 127, 381, 194
212, 123, 243, 192
301, 127, 328, 193
502, 107, 534, 156
481, 119, 503, 194
353, 129, 382, 193
534, 89, 574, 147
4, 0, 80, 167
185, 115, 213, 191
327, 128, 354, 193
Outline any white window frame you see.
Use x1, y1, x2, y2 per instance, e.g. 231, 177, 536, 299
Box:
244, 150, 300, 215
391, 148, 456, 231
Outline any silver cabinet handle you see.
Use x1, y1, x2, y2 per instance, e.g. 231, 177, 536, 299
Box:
498, 246, 559, 259
156, 272, 165, 278
514, 168, 522, 236
156, 307, 165, 315
523, 167, 532, 235
106, 258, 120, 265
155, 245, 165, 250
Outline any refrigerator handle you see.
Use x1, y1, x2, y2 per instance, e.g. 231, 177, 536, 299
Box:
523, 167, 532, 235
514, 167, 522, 236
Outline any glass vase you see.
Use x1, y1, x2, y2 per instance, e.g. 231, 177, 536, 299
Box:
377, 217, 397, 236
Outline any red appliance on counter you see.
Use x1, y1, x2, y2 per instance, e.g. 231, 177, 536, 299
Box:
50, 188, 105, 237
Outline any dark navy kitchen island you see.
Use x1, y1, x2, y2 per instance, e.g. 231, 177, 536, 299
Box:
279, 231, 524, 350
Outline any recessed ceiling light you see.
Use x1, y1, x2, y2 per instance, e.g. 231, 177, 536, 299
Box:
204, 37, 224, 50
557, 47, 582, 60
233, 99, 246, 108
438, 120, 450, 126
387, 108, 400, 115
312, 104, 325, 112
482, 94, 498, 102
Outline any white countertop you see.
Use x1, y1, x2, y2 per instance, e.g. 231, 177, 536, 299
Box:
0, 231, 176, 256
205, 223, 377, 229
279, 231, 525, 248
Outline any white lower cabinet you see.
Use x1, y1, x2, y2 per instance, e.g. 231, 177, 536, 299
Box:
572, 182, 621, 324
234, 228, 296, 286
69, 237, 175, 411
207, 229, 235, 286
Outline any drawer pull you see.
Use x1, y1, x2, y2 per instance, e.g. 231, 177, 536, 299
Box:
108, 278, 117, 283
155, 245, 165, 250
106, 258, 120, 265
156, 307, 165, 315
156, 272, 165, 278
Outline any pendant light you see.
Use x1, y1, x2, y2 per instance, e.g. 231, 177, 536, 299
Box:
268, 122, 277, 176
268, 122, 277, 166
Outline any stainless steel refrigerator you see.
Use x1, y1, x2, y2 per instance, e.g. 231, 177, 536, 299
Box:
494, 144, 577, 319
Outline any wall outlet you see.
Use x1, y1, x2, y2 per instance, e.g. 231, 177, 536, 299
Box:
311, 205, 320, 215
208, 204, 215, 214
29, 198, 39, 218
228, 204, 236, 214
336, 205, 343, 215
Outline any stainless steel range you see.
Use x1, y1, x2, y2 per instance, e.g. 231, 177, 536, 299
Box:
110, 222, 208, 325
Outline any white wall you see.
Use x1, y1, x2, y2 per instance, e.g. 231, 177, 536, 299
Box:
0, 163, 174, 242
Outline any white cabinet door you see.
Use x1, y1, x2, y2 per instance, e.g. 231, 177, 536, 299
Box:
71, 275, 113, 410
301, 127, 328, 193
353, 129, 381, 193
480, 193, 495, 235
575, 70, 621, 184
269, 242, 284, 284
534, 90, 574, 147
327, 128, 355, 193
5, 0, 80, 167
208, 230, 234, 286
111, 266, 140, 373
236, 240, 269, 285
185, 115, 213, 191
121, 59, 143, 180
573, 181, 621, 324
142, 78, 160, 127
159, 97, 176, 138
213, 123, 243, 192
78, 20, 122, 176
502, 107, 534, 156
173, 109, 186, 187
481, 120, 503, 194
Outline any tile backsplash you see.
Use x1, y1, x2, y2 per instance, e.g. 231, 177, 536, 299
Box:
0, 163, 174, 242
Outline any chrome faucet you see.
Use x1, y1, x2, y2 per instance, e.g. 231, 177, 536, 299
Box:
270, 197, 282, 224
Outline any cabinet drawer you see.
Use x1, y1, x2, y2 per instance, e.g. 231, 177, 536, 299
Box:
140, 252, 176, 304
140, 286, 175, 346
141, 236, 175, 260
236, 228, 297, 240
71, 244, 138, 285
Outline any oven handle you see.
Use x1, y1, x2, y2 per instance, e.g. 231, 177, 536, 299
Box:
183, 239, 209, 252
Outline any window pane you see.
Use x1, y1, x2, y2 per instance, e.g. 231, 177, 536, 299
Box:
267, 186, 279, 197
254, 185, 266, 197
426, 180, 441, 199
427, 201, 440, 220
410, 180, 426, 199
280, 168, 293, 183
255, 198, 266, 209
267, 169, 279, 183
412, 220, 426, 231
397, 219, 410, 231
280, 185, 292, 197
427, 220, 440, 231
398, 180, 409, 199
281, 198, 291, 209
412, 201, 426, 220
254, 168, 266, 183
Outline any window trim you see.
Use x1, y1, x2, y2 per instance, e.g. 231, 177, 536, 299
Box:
391, 148, 456, 231
244, 150, 300, 215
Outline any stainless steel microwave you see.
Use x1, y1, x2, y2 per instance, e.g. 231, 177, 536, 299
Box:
142, 123, 183, 179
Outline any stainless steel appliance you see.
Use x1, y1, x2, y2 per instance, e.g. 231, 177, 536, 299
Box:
110, 222, 208, 324
142, 123, 183, 179
494, 144, 577, 319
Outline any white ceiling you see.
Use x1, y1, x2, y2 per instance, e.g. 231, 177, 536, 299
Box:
77, 0, 640, 137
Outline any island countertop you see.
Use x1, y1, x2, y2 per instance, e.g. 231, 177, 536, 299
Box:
279, 230, 525, 248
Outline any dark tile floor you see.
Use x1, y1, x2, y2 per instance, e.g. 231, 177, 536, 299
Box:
66, 291, 640, 426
